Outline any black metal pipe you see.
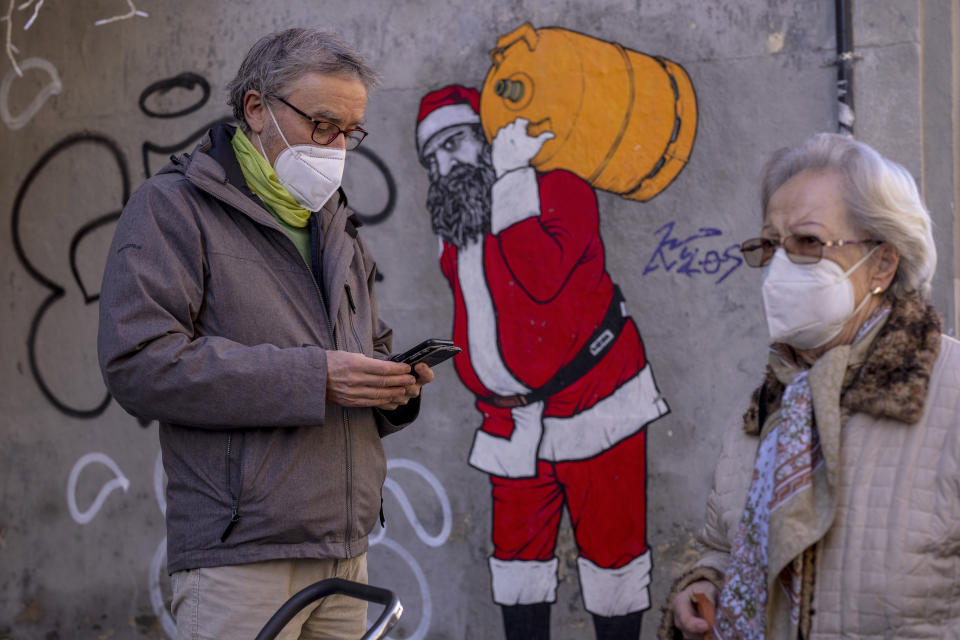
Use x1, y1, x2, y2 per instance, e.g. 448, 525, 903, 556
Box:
254, 578, 402, 640
836, 0, 855, 134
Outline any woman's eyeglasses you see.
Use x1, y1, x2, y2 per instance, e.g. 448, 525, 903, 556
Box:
739, 235, 881, 268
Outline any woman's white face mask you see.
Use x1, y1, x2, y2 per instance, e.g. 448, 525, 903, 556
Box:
261, 104, 345, 212
761, 246, 879, 350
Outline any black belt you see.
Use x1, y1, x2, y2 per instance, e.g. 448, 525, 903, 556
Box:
481, 286, 627, 409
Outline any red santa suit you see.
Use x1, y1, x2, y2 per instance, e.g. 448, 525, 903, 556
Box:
438, 164, 669, 617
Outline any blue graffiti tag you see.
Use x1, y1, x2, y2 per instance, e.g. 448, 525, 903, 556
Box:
642, 221, 743, 284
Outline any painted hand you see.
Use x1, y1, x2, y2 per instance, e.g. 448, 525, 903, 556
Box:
325, 350, 417, 408
491, 117, 555, 178
672, 580, 718, 639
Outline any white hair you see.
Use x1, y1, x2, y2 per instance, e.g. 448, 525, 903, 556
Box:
761, 133, 936, 300
227, 28, 379, 133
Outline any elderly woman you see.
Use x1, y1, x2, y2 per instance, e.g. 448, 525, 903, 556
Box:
660, 133, 960, 639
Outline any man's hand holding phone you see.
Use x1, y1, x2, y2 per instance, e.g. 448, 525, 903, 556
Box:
393, 361, 435, 410
325, 350, 438, 411
389, 338, 461, 368
380, 338, 457, 410
325, 351, 414, 409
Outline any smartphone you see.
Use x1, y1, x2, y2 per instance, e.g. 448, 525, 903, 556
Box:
389, 338, 462, 368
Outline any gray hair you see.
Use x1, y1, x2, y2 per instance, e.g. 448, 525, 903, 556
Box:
761, 133, 936, 300
227, 28, 380, 131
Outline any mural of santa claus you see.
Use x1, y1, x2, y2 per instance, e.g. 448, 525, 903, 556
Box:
416, 84, 670, 640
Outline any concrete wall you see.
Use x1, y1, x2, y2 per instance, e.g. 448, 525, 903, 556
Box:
0, 1, 955, 638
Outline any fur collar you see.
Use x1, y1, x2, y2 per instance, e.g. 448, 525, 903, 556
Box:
744, 295, 941, 435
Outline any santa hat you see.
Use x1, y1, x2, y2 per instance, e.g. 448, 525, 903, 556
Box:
416, 85, 481, 157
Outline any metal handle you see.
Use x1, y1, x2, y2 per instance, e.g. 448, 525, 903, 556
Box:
488, 21, 540, 66
494, 78, 525, 102
495, 21, 540, 52
255, 578, 403, 640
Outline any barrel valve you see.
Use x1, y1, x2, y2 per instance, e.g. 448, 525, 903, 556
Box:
494, 78, 525, 103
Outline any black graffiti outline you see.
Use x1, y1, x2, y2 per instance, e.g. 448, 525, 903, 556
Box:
12, 133, 130, 419
349, 146, 397, 226
141, 116, 234, 179
138, 72, 211, 119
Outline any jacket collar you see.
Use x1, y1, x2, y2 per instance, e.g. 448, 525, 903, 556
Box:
842, 294, 942, 423
208, 123, 255, 199
167, 123, 354, 226
744, 295, 942, 434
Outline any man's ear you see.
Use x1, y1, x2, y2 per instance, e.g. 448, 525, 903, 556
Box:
870, 243, 900, 293
243, 90, 266, 136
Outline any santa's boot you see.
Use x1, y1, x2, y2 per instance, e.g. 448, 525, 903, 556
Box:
501, 603, 550, 640
591, 610, 643, 640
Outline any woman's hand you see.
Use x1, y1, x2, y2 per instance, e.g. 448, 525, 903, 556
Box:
672, 580, 717, 639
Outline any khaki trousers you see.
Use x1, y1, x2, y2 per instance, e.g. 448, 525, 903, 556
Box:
171, 554, 368, 640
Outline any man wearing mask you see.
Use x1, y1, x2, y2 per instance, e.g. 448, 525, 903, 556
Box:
98, 28, 433, 639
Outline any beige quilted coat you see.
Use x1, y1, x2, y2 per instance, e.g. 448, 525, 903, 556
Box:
661, 299, 960, 639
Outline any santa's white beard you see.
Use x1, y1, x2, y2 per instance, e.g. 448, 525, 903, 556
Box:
426, 159, 496, 248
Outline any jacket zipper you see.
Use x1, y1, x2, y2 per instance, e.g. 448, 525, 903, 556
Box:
308, 214, 336, 342
220, 433, 242, 542
345, 283, 356, 313
309, 215, 353, 557
344, 409, 353, 556
345, 284, 364, 354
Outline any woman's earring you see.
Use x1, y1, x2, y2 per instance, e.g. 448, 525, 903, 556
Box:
871, 286, 884, 295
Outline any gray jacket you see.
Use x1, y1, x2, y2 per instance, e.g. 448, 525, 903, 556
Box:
98, 124, 416, 574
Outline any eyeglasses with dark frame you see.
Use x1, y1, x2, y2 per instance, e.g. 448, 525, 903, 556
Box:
271, 95, 368, 150
739, 234, 882, 268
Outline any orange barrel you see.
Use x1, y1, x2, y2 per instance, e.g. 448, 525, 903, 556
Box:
480, 23, 697, 202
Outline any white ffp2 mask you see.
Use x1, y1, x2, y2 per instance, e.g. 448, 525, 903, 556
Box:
761, 247, 879, 349
262, 104, 345, 212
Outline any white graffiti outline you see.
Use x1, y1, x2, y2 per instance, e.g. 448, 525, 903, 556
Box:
2, 0, 21, 76
370, 537, 433, 640
66, 452, 130, 525
382, 458, 452, 547
20, 0, 43, 30
368, 458, 452, 639
0, 56, 61, 130
154, 449, 166, 516
94, 0, 148, 27
149, 450, 177, 639
2, 0, 46, 77
150, 537, 177, 638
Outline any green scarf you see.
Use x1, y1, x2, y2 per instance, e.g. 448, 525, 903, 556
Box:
230, 128, 311, 228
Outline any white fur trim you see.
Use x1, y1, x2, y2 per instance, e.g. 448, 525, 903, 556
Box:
457, 242, 529, 396
417, 104, 480, 154
539, 364, 668, 462
490, 557, 559, 605
460, 240, 542, 477
490, 168, 540, 235
469, 402, 543, 477
578, 551, 652, 616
